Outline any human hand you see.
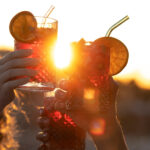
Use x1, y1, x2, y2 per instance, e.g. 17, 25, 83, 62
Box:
39, 78, 128, 150
44, 77, 118, 132
0, 49, 39, 112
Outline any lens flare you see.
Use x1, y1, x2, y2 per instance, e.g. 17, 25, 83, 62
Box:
83, 88, 100, 113
89, 118, 105, 135
84, 88, 96, 100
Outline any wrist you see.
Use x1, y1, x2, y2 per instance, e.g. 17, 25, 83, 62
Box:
88, 116, 128, 150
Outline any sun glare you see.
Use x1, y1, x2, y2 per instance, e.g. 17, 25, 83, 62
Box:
53, 41, 72, 69
84, 88, 96, 100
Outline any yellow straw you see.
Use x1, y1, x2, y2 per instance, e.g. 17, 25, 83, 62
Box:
105, 16, 129, 37
44, 5, 55, 18
42, 5, 55, 27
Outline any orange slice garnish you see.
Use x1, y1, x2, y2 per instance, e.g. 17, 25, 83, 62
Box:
93, 37, 129, 76
9, 11, 37, 43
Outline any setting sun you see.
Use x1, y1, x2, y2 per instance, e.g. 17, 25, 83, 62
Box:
53, 41, 72, 69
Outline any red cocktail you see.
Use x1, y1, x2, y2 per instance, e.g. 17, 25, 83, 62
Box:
70, 39, 110, 88
10, 11, 58, 90
16, 17, 57, 89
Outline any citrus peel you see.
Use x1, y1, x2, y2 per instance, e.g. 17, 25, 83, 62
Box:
93, 37, 129, 75
9, 11, 37, 43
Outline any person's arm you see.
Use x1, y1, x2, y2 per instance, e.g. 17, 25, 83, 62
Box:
42, 77, 128, 150
88, 78, 128, 150
90, 115, 128, 150
0, 49, 39, 112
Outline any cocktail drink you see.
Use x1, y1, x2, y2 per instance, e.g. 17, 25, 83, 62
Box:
68, 16, 129, 88
10, 11, 58, 89
70, 39, 110, 88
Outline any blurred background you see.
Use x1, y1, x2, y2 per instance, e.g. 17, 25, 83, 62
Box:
0, 0, 150, 149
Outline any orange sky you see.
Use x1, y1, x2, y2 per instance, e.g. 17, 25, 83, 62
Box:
0, 0, 150, 88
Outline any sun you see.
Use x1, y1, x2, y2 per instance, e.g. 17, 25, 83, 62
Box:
53, 40, 72, 69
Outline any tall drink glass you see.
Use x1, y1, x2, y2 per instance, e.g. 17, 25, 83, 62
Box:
15, 16, 58, 90
70, 40, 110, 88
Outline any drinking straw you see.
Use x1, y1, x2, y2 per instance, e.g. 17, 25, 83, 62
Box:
44, 5, 55, 18
105, 16, 129, 37
42, 5, 55, 27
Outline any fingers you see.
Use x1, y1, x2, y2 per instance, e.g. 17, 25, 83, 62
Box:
43, 79, 83, 113
2, 77, 30, 90
44, 88, 82, 113
0, 68, 37, 84
109, 77, 118, 89
44, 96, 56, 111
0, 58, 40, 73
44, 88, 68, 112
44, 94, 66, 112
0, 49, 33, 65
54, 101, 66, 110
108, 77, 118, 100
54, 88, 68, 100
44, 97, 70, 112
58, 79, 70, 91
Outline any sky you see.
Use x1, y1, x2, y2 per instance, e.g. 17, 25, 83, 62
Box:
0, 0, 150, 88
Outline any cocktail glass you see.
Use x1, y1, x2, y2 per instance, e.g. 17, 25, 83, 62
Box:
70, 41, 110, 88
15, 16, 58, 91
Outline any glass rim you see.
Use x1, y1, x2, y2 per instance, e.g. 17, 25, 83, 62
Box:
35, 16, 58, 23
